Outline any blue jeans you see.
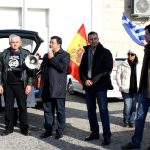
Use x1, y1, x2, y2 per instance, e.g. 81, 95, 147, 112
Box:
131, 88, 150, 147
42, 98, 65, 133
85, 90, 111, 139
121, 92, 138, 124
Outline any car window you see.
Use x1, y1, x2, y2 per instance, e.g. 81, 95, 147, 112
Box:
115, 59, 126, 66
0, 38, 9, 52
22, 38, 36, 53
113, 58, 126, 70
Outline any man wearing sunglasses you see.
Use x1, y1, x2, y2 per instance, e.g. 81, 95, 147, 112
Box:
122, 25, 150, 150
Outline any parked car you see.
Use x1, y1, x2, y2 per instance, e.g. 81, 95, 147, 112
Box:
67, 57, 126, 98
0, 29, 44, 107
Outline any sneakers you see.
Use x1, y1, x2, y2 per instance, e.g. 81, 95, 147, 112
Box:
1, 130, 13, 136
84, 133, 99, 141
40, 131, 52, 139
121, 142, 140, 149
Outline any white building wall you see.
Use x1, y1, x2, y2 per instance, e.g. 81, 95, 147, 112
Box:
0, 0, 149, 59
102, 0, 149, 60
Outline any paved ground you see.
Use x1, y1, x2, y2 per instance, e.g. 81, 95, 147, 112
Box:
0, 93, 150, 150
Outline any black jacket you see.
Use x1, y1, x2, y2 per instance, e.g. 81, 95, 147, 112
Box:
0, 47, 33, 87
39, 49, 70, 98
139, 43, 150, 93
79, 43, 113, 92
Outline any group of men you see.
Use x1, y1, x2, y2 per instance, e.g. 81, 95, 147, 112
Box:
0, 24, 150, 149
0, 35, 70, 140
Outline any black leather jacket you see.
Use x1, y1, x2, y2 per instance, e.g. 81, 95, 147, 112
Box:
0, 47, 33, 87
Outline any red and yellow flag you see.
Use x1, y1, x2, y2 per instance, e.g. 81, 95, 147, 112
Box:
67, 24, 88, 84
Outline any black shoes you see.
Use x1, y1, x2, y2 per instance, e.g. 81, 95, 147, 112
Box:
13, 122, 19, 127
40, 131, 52, 139
102, 138, 111, 146
123, 123, 128, 127
1, 130, 29, 136
55, 132, 63, 139
121, 142, 140, 149
21, 130, 30, 136
84, 133, 110, 145
40, 131, 63, 139
123, 123, 134, 128
1, 130, 13, 136
84, 133, 99, 141
128, 123, 134, 128
147, 146, 150, 150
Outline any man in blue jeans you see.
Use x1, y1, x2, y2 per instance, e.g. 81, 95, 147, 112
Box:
122, 24, 150, 150
79, 31, 113, 145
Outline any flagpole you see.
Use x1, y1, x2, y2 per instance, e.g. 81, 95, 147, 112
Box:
91, 0, 93, 31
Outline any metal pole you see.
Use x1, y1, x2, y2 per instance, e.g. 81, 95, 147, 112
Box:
22, 0, 27, 29
91, 0, 93, 31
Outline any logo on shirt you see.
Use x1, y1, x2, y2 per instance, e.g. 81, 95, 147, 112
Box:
8, 56, 19, 69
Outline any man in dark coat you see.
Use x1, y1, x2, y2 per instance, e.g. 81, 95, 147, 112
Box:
79, 31, 113, 145
122, 25, 150, 150
39, 36, 70, 139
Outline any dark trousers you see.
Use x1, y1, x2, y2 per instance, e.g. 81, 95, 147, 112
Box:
85, 90, 111, 139
132, 88, 150, 147
13, 108, 19, 125
3, 83, 28, 132
41, 83, 65, 133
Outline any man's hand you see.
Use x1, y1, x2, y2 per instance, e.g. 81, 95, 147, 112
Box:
35, 53, 42, 60
36, 64, 41, 70
25, 85, 32, 95
85, 80, 93, 87
0, 85, 4, 94
48, 49, 54, 59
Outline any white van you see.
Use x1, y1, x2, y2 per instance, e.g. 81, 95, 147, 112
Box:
67, 57, 126, 98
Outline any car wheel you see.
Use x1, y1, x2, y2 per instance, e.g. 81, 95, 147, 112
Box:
67, 81, 75, 95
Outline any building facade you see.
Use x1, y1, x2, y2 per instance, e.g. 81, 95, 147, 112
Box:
0, 0, 149, 59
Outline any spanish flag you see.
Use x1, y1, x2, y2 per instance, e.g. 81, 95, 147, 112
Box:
67, 24, 88, 84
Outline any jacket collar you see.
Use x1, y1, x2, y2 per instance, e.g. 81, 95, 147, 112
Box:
84, 42, 104, 50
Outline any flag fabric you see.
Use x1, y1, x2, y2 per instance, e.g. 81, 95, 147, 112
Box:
122, 13, 145, 46
67, 24, 88, 84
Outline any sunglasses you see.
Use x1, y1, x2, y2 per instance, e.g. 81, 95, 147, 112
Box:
127, 53, 135, 56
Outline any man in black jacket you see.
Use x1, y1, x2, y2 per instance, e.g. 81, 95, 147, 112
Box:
0, 34, 33, 136
79, 31, 113, 145
121, 24, 150, 150
39, 36, 70, 139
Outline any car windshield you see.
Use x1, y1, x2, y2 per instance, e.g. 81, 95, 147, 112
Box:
113, 58, 126, 70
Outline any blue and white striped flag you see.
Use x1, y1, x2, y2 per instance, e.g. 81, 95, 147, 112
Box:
122, 13, 145, 46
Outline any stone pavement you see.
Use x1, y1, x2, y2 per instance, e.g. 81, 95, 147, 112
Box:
0, 93, 150, 150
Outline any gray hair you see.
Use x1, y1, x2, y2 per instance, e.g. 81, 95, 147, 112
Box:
9, 34, 21, 43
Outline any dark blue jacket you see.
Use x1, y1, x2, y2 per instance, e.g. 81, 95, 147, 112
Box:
79, 43, 113, 92
39, 49, 70, 98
